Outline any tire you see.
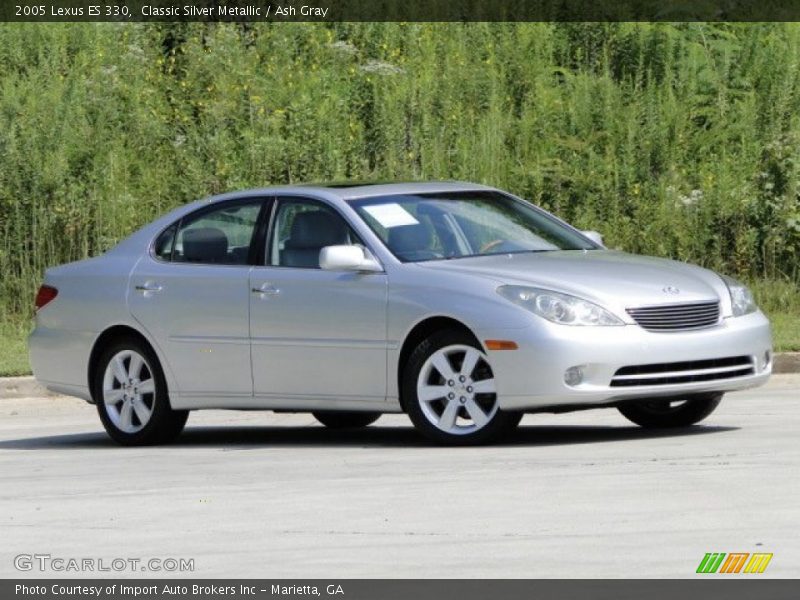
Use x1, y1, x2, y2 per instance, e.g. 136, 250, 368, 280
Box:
313, 411, 381, 429
617, 393, 723, 428
402, 329, 523, 445
93, 336, 188, 446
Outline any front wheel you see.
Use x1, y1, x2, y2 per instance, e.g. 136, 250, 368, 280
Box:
313, 411, 381, 429
403, 329, 522, 445
94, 337, 188, 446
617, 393, 723, 428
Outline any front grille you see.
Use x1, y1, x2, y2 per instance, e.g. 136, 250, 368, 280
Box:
610, 356, 754, 387
627, 301, 720, 331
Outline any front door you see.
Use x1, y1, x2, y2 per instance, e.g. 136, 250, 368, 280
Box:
249, 197, 388, 402
129, 199, 264, 400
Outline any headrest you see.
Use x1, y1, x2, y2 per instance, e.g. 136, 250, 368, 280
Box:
286, 211, 348, 249
388, 223, 433, 253
183, 227, 229, 263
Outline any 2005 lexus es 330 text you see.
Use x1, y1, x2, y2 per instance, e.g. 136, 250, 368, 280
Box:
29, 182, 772, 445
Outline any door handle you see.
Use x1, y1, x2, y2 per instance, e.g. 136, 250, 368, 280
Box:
135, 282, 163, 292
251, 283, 280, 296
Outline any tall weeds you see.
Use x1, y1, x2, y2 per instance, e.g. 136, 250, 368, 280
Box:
1, 22, 799, 323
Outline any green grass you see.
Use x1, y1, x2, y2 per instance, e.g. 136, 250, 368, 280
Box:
750, 278, 800, 351
0, 320, 31, 377
769, 313, 800, 352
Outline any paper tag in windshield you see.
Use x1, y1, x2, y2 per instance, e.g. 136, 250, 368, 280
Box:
363, 203, 419, 228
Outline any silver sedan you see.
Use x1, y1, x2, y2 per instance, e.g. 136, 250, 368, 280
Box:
29, 182, 772, 445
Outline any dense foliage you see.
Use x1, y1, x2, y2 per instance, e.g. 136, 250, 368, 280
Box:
1, 22, 799, 324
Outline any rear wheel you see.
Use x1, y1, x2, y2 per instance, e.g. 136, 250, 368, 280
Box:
313, 411, 381, 429
403, 329, 522, 445
94, 337, 188, 446
617, 393, 723, 428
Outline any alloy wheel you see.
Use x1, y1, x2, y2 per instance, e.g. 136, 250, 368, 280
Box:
102, 349, 156, 433
416, 344, 499, 435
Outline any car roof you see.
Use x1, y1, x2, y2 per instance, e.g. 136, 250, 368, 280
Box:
204, 180, 498, 203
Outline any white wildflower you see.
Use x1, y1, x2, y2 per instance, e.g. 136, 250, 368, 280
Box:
360, 59, 404, 75
328, 41, 357, 56
679, 189, 704, 207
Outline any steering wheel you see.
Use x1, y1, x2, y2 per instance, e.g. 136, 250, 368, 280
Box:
479, 239, 509, 254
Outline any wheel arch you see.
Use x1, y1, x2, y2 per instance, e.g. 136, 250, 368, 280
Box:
87, 325, 166, 404
396, 316, 481, 411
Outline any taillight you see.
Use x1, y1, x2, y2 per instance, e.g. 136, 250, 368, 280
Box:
34, 285, 58, 311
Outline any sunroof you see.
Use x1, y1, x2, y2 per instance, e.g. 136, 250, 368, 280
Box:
301, 180, 416, 189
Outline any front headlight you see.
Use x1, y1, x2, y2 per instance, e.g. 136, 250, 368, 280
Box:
720, 275, 757, 317
497, 286, 624, 326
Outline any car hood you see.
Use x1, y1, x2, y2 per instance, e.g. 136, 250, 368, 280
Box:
416, 250, 731, 316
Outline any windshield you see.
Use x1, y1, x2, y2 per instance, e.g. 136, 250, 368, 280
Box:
352, 191, 597, 262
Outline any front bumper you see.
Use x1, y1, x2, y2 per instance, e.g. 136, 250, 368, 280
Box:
479, 310, 772, 411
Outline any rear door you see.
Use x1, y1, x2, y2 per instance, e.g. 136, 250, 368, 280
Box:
129, 198, 266, 400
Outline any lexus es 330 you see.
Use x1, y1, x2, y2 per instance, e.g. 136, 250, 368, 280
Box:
29, 182, 772, 445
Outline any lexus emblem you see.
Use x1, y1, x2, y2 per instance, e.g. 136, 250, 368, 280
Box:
663, 286, 680, 295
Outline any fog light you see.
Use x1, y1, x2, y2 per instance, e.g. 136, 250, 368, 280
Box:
762, 350, 771, 371
564, 366, 584, 386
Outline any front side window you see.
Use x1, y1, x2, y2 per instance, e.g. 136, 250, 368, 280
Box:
269, 198, 361, 269
156, 201, 262, 265
352, 191, 596, 262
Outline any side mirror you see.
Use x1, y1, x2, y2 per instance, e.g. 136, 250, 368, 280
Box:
319, 245, 383, 273
581, 230, 605, 248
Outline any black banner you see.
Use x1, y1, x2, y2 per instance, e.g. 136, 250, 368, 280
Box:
4, 580, 800, 600
3, 0, 800, 23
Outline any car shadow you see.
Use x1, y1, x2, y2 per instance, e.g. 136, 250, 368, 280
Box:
0, 423, 740, 450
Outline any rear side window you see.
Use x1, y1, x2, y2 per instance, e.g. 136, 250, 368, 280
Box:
155, 201, 262, 265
